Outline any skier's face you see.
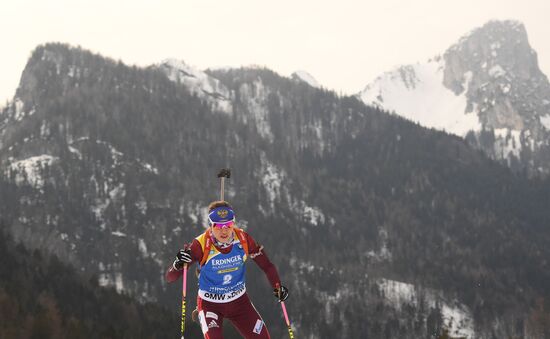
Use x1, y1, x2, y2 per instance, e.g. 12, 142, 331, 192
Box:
211, 224, 234, 244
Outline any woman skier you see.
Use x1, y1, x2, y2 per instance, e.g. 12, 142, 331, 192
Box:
166, 200, 289, 338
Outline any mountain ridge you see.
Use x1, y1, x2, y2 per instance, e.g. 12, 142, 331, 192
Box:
2, 42, 550, 338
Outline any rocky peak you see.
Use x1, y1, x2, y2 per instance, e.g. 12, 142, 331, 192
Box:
444, 21, 536, 91
443, 20, 549, 131
156, 59, 233, 114
16, 44, 116, 107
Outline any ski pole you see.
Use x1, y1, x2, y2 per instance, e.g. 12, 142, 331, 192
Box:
180, 263, 188, 339
217, 168, 231, 200
276, 283, 295, 339
280, 300, 295, 339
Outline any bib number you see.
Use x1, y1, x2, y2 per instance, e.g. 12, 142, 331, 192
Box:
222, 274, 232, 285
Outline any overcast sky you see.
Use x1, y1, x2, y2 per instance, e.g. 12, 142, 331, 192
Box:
1, 0, 549, 104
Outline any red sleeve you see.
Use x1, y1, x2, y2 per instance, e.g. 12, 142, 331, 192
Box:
246, 233, 281, 289
165, 239, 203, 283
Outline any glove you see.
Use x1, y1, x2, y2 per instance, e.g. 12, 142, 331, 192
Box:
172, 248, 192, 270
273, 285, 289, 302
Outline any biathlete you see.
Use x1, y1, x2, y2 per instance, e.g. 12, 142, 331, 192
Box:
166, 200, 289, 338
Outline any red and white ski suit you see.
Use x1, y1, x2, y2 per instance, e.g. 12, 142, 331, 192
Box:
166, 231, 281, 339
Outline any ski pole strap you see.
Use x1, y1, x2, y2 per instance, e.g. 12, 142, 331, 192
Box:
280, 300, 295, 338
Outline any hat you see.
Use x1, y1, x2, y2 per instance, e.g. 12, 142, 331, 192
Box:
208, 206, 235, 224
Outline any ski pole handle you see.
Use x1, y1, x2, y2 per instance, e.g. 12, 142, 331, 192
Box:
180, 263, 188, 339
217, 168, 231, 201
220, 177, 225, 201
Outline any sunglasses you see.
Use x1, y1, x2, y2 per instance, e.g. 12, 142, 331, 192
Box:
211, 220, 235, 229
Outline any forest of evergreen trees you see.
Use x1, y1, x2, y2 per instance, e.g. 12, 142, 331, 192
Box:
1, 43, 550, 337
0, 225, 204, 339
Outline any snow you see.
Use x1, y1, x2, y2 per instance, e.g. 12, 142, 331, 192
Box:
378, 279, 417, 307
136, 199, 147, 215
68, 145, 82, 159
494, 128, 522, 159
105, 142, 123, 163
366, 229, 392, 261
10, 98, 35, 122
138, 238, 148, 258
441, 303, 475, 339
91, 198, 110, 229
184, 202, 209, 227
38, 121, 48, 137
239, 80, 274, 142
109, 183, 126, 200
292, 70, 321, 88
500, 83, 511, 94
14, 99, 25, 121
488, 65, 506, 78
287, 196, 328, 226
68, 66, 78, 78
159, 59, 232, 114
115, 273, 124, 292
142, 162, 159, 174
98, 274, 110, 287
301, 204, 326, 226
311, 119, 326, 152
258, 154, 331, 226
74, 138, 123, 165
111, 231, 127, 237
8, 155, 58, 188
540, 115, 550, 130
187, 208, 199, 224
41, 50, 62, 74
359, 59, 481, 136
98, 271, 124, 293
378, 278, 475, 338
260, 154, 283, 210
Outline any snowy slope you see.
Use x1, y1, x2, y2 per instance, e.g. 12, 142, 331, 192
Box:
291, 70, 321, 88
359, 59, 480, 136
157, 59, 233, 114
358, 20, 550, 175
378, 278, 475, 338
7, 155, 58, 188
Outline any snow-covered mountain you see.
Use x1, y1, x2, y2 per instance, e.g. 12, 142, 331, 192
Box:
359, 20, 550, 175
291, 70, 321, 88
3, 42, 550, 338
360, 58, 480, 136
